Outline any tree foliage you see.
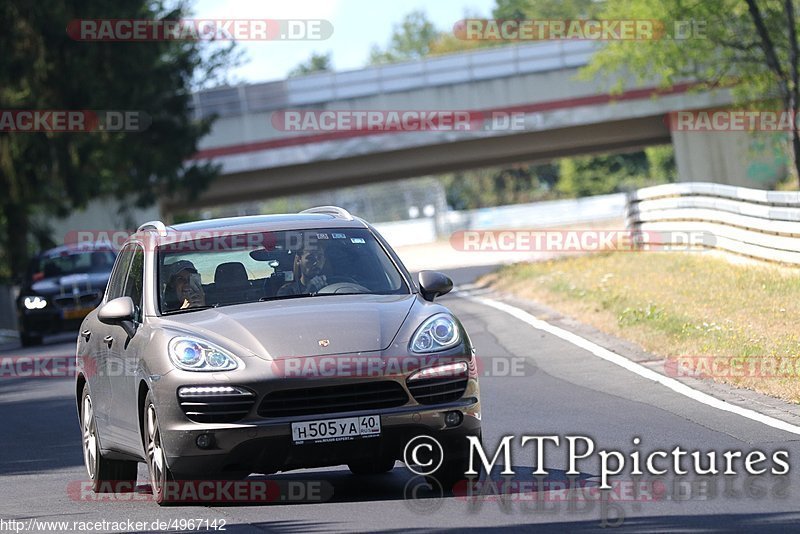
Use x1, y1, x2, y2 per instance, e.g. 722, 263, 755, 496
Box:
288, 51, 333, 77
368, 10, 440, 65
492, 0, 602, 19
583, 0, 800, 184
442, 163, 560, 210
0, 0, 233, 279
555, 147, 675, 198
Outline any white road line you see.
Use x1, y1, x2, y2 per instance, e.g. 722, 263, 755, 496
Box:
466, 294, 800, 436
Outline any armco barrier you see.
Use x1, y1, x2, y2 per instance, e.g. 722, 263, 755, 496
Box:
626, 182, 800, 264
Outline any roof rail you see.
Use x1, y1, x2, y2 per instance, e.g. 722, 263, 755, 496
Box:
300, 206, 354, 221
137, 220, 168, 236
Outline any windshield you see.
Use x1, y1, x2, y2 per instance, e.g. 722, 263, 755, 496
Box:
30, 250, 116, 281
157, 228, 409, 314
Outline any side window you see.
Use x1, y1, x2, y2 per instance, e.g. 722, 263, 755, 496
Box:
106, 245, 134, 301
122, 246, 144, 323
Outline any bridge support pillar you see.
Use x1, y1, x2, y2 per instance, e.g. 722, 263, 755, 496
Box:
671, 122, 787, 188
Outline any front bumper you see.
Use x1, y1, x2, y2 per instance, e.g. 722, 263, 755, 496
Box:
164, 400, 481, 476
19, 308, 86, 336
151, 352, 481, 477
19, 297, 100, 335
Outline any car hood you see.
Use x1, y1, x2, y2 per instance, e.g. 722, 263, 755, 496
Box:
158, 294, 416, 359
29, 272, 110, 296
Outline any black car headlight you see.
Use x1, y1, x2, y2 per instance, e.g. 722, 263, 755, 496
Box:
409, 313, 461, 353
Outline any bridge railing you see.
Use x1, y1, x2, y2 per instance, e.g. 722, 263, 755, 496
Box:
192, 41, 598, 119
625, 182, 800, 264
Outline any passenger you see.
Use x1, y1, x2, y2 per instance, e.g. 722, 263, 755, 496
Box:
277, 246, 329, 296
163, 260, 206, 311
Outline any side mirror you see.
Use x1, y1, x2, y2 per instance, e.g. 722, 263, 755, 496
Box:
98, 296, 136, 338
418, 271, 453, 302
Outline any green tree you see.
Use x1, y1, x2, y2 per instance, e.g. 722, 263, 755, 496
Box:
492, 0, 602, 19
369, 10, 440, 64
583, 0, 800, 185
555, 148, 675, 198
288, 51, 333, 77
442, 163, 560, 210
0, 0, 233, 279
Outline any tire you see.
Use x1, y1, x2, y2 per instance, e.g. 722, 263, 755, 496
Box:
20, 332, 43, 347
425, 433, 483, 491
348, 457, 396, 475
143, 391, 176, 506
81, 384, 138, 493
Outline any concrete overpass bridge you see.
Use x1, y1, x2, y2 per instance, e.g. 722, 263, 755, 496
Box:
170, 40, 780, 212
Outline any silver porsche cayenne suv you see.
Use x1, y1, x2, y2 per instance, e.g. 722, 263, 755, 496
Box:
75, 206, 481, 504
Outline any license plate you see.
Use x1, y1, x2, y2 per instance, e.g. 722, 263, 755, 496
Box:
62, 307, 92, 320
292, 415, 381, 444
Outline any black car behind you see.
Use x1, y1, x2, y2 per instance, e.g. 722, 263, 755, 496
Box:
17, 242, 116, 346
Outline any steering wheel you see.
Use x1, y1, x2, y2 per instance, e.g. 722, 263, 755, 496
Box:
316, 275, 370, 294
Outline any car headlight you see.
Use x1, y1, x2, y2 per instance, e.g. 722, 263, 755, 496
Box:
168, 337, 240, 371
23, 296, 47, 310
410, 313, 461, 353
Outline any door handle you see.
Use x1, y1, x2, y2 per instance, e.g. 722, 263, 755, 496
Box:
103, 335, 113, 348
81, 330, 91, 342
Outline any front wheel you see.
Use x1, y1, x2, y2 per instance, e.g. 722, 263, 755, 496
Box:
81, 384, 138, 493
143, 391, 175, 505
425, 433, 483, 491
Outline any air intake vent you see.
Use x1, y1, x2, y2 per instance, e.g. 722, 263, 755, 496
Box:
258, 381, 408, 418
407, 370, 468, 405
178, 386, 256, 423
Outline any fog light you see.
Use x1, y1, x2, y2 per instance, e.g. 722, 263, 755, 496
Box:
444, 411, 463, 428
196, 434, 214, 449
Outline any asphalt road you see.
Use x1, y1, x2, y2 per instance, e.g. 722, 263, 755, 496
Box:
1, 266, 800, 533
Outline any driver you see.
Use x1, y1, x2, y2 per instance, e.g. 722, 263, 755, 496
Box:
163, 260, 206, 311
277, 245, 329, 296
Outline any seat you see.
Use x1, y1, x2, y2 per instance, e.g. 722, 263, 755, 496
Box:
213, 262, 257, 305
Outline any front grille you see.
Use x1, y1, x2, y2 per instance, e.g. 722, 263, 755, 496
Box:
407, 370, 469, 405
178, 386, 256, 423
258, 381, 408, 418
53, 293, 100, 308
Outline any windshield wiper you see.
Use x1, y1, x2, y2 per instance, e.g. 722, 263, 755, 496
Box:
162, 304, 219, 315
259, 293, 315, 302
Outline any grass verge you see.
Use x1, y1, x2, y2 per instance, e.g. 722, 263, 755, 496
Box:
483, 251, 800, 403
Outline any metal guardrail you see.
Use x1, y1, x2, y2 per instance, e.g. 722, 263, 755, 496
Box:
626, 182, 800, 264
192, 41, 599, 119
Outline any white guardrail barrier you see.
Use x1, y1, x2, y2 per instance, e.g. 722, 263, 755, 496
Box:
626, 182, 800, 264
